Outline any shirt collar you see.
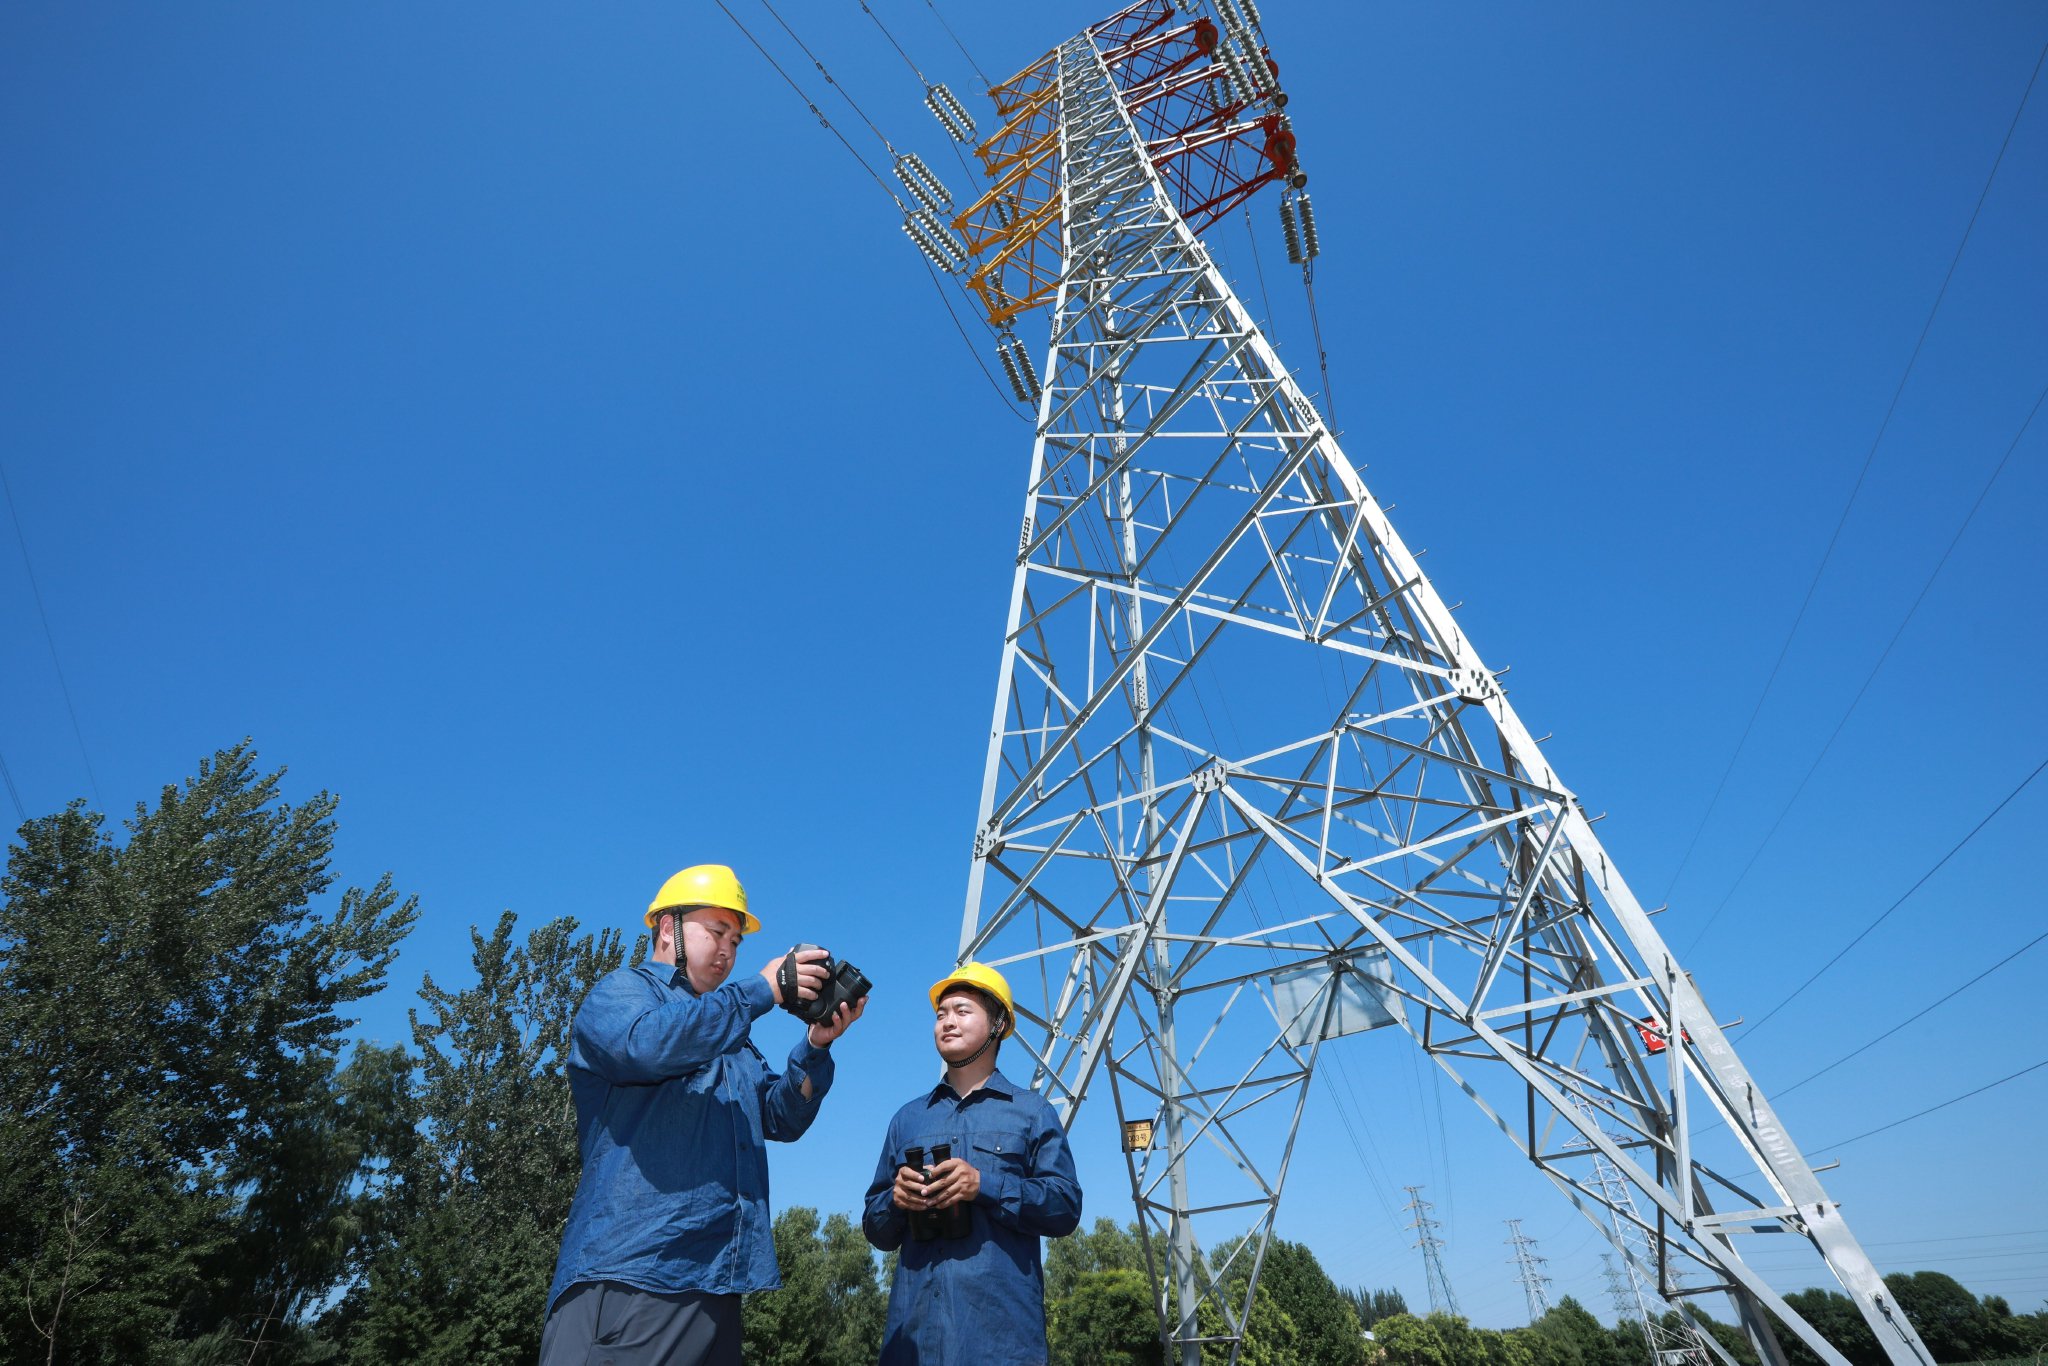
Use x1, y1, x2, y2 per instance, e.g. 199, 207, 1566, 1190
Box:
927, 1066, 1018, 1105
641, 959, 692, 991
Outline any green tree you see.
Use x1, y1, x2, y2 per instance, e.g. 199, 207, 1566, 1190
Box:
1054, 1268, 1166, 1366
1653, 1307, 1759, 1366
0, 744, 416, 1364
1883, 1271, 2026, 1363
1504, 1325, 1579, 1366
1532, 1297, 1631, 1366
331, 911, 622, 1365
1377, 1313, 1454, 1366
741, 1206, 886, 1366
1348, 1286, 1413, 1331
1202, 1234, 1368, 1366
1047, 1218, 1148, 1305
1195, 1280, 1301, 1366
1771, 1287, 1885, 1366
1250, 1239, 1372, 1366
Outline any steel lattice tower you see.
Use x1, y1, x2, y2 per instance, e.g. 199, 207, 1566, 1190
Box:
1506, 1219, 1553, 1324
1575, 1108, 1719, 1366
937, 4, 1937, 1364
1404, 1186, 1462, 1319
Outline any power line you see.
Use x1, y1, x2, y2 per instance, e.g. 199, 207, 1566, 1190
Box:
1663, 37, 2048, 906
1738, 754, 2047, 1040
711, 0, 898, 203
1773, 926, 2048, 1099
0, 456, 102, 808
1745, 1249, 2048, 1271
1862, 1228, 2048, 1247
1303, 261, 1338, 431
0, 747, 27, 825
858, 0, 930, 85
1809, 1058, 2048, 1153
923, 0, 993, 90
758, 0, 897, 153
920, 256, 1029, 418
715, 0, 1016, 413
1687, 378, 2048, 947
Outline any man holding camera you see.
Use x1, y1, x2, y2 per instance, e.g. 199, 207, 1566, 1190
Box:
541, 864, 867, 1366
861, 962, 1081, 1365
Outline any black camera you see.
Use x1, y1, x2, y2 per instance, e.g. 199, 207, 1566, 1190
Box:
777, 943, 872, 1025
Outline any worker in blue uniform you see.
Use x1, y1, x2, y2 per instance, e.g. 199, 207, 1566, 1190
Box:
541, 864, 866, 1366
862, 962, 1081, 1365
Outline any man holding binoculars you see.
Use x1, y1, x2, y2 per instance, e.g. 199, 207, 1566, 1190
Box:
541, 864, 868, 1366
862, 962, 1082, 1365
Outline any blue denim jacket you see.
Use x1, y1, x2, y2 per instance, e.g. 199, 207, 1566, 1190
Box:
547, 962, 832, 1313
862, 1069, 1082, 1365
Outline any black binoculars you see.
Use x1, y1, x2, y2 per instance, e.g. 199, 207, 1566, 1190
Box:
904, 1144, 973, 1241
777, 943, 872, 1026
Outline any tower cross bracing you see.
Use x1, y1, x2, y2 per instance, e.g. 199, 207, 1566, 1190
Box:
943, 5, 1935, 1365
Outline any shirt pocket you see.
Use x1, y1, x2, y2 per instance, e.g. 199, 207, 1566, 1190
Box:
971, 1132, 1031, 1178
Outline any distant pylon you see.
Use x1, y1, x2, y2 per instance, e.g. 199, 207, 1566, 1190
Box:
1403, 1186, 1461, 1318
1573, 1109, 1715, 1366
1506, 1219, 1552, 1323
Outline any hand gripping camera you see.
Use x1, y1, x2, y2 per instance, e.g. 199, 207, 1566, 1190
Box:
775, 943, 872, 1025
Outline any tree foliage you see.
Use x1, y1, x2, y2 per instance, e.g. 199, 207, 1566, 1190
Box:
1044, 1219, 1161, 1366
329, 911, 623, 1365
741, 1207, 887, 1366
1349, 1286, 1413, 1331
0, 744, 415, 1365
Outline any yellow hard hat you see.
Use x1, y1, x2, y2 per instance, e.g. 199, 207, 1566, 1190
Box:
646, 864, 760, 936
929, 962, 1014, 1038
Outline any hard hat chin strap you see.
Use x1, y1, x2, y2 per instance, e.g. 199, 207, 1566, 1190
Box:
945, 1009, 1008, 1074
662, 912, 693, 980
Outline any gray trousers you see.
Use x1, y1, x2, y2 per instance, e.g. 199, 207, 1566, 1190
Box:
538, 1280, 742, 1366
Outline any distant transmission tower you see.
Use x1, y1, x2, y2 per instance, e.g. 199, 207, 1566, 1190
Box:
1403, 1186, 1461, 1318
1505, 1219, 1552, 1324
921, 3, 1939, 1365
1575, 1109, 1716, 1366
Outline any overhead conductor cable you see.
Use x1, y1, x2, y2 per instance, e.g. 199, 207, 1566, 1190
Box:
859, 0, 978, 143
717, 0, 1020, 414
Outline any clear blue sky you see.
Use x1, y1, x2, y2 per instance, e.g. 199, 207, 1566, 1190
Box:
3, 0, 2044, 1330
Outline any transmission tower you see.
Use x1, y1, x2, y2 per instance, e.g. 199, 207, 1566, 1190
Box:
1506, 1219, 1552, 1324
1403, 1186, 1462, 1318
930, 4, 1937, 1365
1574, 1110, 1717, 1366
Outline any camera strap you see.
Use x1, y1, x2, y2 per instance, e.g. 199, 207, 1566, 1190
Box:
776, 946, 808, 1008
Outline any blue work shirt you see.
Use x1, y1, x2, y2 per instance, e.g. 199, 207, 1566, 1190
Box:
862, 1068, 1082, 1365
547, 962, 833, 1314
